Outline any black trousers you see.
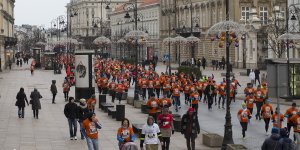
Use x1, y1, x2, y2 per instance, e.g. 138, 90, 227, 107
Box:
255, 77, 260, 85
18, 106, 25, 118
240, 122, 248, 138
256, 102, 263, 119
111, 91, 116, 103
33, 109, 39, 118
148, 88, 154, 98
155, 88, 160, 98
142, 88, 147, 100
207, 95, 213, 109
287, 122, 296, 141
161, 137, 170, 150
63, 91, 69, 101
185, 135, 196, 150
218, 96, 225, 107
264, 118, 270, 132
191, 104, 198, 113
52, 94, 56, 103
248, 108, 253, 114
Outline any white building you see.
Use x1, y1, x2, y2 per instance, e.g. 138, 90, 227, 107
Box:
109, 0, 160, 60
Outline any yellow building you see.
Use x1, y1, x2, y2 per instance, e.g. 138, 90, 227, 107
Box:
0, 0, 16, 71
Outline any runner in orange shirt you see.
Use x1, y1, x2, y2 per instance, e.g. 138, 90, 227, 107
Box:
285, 103, 298, 141
141, 77, 148, 100
261, 99, 274, 134
116, 82, 125, 104
289, 110, 300, 148
184, 83, 191, 105
244, 83, 255, 97
117, 118, 135, 148
237, 103, 251, 139
217, 82, 226, 109
159, 96, 171, 112
172, 84, 182, 112
271, 107, 284, 129
245, 93, 255, 114
109, 81, 117, 103
163, 80, 171, 98
147, 77, 155, 99
154, 77, 161, 98
146, 93, 160, 122
190, 89, 200, 113
254, 86, 265, 120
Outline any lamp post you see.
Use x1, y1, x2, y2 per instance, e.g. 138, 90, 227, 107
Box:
174, 35, 187, 66
161, 5, 175, 75
207, 0, 245, 148
123, 0, 148, 100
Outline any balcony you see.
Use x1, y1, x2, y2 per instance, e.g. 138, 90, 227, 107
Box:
4, 37, 17, 48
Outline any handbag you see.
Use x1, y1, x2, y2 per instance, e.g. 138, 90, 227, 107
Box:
15, 101, 18, 106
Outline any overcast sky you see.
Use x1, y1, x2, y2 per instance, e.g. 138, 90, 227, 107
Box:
15, 0, 69, 28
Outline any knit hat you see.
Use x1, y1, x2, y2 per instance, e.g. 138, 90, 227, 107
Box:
280, 127, 288, 137
80, 98, 86, 103
271, 127, 279, 134
188, 107, 194, 112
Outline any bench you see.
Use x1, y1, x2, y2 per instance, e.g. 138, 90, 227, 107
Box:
132, 123, 144, 137
101, 102, 114, 112
107, 107, 116, 119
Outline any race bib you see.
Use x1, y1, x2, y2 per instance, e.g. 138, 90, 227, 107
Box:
249, 99, 254, 103
89, 122, 97, 134
122, 129, 130, 139
175, 89, 179, 94
151, 101, 157, 108
265, 107, 271, 117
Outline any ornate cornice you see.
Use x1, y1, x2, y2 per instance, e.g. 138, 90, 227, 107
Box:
1, 10, 14, 24
239, 0, 253, 4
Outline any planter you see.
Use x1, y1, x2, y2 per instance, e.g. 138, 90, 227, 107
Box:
134, 100, 143, 108
202, 133, 223, 147
172, 114, 181, 132
227, 144, 248, 150
141, 104, 148, 114
127, 97, 134, 105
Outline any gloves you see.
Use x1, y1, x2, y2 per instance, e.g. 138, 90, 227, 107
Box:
172, 130, 174, 135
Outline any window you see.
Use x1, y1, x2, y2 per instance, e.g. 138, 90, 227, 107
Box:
241, 6, 250, 20
260, 6, 268, 25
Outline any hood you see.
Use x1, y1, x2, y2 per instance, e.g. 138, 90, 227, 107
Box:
270, 134, 281, 140
79, 103, 87, 109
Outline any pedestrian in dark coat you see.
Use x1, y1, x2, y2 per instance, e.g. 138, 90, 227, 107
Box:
261, 128, 283, 150
181, 107, 200, 150
50, 80, 57, 104
77, 98, 89, 140
201, 57, 206, 70
30, 88, 42, 119
279, 127, 295, 150
15, 87, 29, 118
64, 97, 79, 140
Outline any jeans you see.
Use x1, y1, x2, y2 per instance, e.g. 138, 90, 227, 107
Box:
79, 122, 84, 139
218, 96, 225, 107
264, 118, 270, 132
86, 137, 99, 150
207, 95, 213, 109
68, 118, 77, 137
173, 96, 180, 111
295, 132, 300, 150
18, 106, 25, 118
240, 122, 248, 138
64, 91, 69, 101
255, 102, 263, 120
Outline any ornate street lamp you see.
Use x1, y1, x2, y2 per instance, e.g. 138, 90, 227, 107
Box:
186, 35, 200, 60
174, 35, 187, 66
162, 37, 175, 74
117, 39, 126, 59
93, 36, 111, 57
207, 1, 246, 148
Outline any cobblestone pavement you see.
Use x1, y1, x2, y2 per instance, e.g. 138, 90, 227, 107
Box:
0, 61, 219, 150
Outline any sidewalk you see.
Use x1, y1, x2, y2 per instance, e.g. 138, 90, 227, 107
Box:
0, 62, 217, 150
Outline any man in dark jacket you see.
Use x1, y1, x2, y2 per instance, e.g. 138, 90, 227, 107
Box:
30, 88, 42, 119
279, 127, 295, 150
204, 79, 216, 110
254, 69, 260, 85
50, 80, 57, 104
181, 107, 200, 150
64, 97, 78, 140
261, 128, 283, 150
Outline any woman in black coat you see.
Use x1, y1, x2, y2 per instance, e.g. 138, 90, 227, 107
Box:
30, 88, 42, 119
16, 88, 29, 118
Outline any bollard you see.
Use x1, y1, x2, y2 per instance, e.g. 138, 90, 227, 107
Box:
116, 104, 125, 121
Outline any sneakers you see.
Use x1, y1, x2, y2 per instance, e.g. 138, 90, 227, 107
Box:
74, 136, 77, 140
70, 137, 74, 140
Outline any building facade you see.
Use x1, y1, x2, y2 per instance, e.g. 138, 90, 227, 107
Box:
0, 0, 16, 71
109, 0, 160, 60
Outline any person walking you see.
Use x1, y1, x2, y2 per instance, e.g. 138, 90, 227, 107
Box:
290, 110, 300, 149
249, 70, 255, 86
8, 59, 12, 70
237, 103, 251, 139
261, 128, 282, 150
15, 87, 29, 118
181, 108, 200, 150
30, 88, 42, 119
140, 116, 162, 150
254, 69, 260, 85
201, 57, 206, 70
50, 80, 57, 104
204, 80, 216, 110
146, 93, 160, 123
87, 94, 97, 113
64, 97, 79, 140
82, 112, 102, 150
279, 127, 295, 150
117, 118, 137, 150
78, 98, 89, 140
284, 103, 298, 141
157, 107, 174, 150
62, 80, 70, 102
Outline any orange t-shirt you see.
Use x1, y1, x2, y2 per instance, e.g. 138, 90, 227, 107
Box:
238, 109, 251, 123
245, 96, 255, 109
117, 127, 134, 143
148, 80, 154, 88
87, 98, 96, 110
82, 119, 99, 139
154, 80, 161, 89
218, 84, 226, 96
116, 84, 124, 93
141, 79, 148, 89
147, 99, 159, 114
163, 83, 171, 92
271, 114, 284, 128
285, 107, 299, 123
244, 87, 255, 95
261, 104, 273, 119
290, 114, 300, 132
184, 85, 191, 94
190, 92, 199, 104
172, 87, 181, 97
254, 90, 264, 102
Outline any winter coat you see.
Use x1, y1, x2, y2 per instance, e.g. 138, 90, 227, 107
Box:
181, 113, 200, 138
261, 134, 283, 150
78, 104, 89, 122
51, 84, 57, 94
64, 102, 78, 119
30, 91, 42, 110
279, 137, 295, 150
16, 92, 28, 108
249, 72, 255, 80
